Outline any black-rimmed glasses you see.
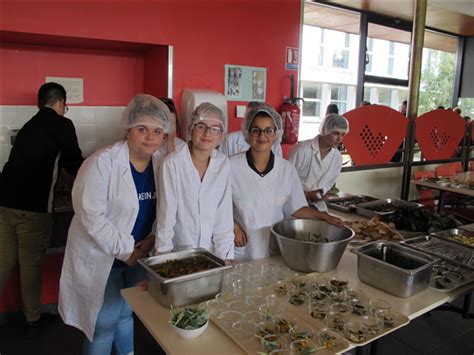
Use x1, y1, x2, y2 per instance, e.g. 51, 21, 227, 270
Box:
194, 122, 223, 136
249, 127, 276, 138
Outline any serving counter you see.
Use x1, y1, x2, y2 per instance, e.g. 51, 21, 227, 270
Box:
121, 250, 473, 354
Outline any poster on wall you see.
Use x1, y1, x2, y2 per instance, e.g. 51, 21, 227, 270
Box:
285, 47, 299, 71
224, 65, 266, 102
46, 77, 84, 104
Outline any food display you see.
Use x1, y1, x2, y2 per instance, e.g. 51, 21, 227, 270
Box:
327, 195, 378, 212
346, 217, 403, 243
150, 255, 220, 278
384, 206, 460, 233
170, 307, 209, 330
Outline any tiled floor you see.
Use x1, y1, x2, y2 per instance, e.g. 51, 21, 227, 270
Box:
0, 297, 472, 355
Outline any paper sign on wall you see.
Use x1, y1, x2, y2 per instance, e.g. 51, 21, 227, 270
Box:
224, 65, 266, 102
285, 47, 299, 71
45, 77, 84, 104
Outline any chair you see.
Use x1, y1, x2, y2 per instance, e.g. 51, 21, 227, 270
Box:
435, 164, 457, 178
469, 161, 474, 171
413, 171, 436, 210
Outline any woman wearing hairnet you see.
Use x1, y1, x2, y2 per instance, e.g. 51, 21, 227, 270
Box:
58, 94, 172, 354
156, 102, 234, 260
289, 113, 349, 212
231, 104, 343, 261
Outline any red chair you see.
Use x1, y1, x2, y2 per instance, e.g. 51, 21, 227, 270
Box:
469, 161, 474, 171
413, 171, 436, 210
435, 164, 457, 178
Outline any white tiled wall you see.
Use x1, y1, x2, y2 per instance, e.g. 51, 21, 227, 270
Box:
0, 105, 126, 169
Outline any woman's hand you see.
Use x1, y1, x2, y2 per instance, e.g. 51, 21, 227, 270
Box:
234, 223, 247, 247
125, 249, 145, 266
305, 189, 323, 202
323, 214, 344, 227
135, 235, 155, 256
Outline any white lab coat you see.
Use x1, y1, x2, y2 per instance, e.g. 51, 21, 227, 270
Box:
230, 153, 307, 261
157, 136, 186, 165
58, 140, 160, 341
156, 144, 234, 259
220, 131, 282, 157
288, 136, 342, 212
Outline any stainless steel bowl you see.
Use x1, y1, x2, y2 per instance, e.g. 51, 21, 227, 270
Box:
271, 219, 354, 273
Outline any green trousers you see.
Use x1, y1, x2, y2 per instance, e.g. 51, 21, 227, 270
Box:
0, 206, 53, 322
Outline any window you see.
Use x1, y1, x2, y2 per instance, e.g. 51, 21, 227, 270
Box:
378, 88, 392, 106
318, 30, 325, 66
330, 85, 348, 113
387, 42, 395, 75
366, 38, 373, 73
301, 82, 322, 120
333, 33, 350, 69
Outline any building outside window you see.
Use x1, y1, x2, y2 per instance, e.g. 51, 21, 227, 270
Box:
330, 85, 348, 113
366, 38, 373, 73
301, 81, 322, 120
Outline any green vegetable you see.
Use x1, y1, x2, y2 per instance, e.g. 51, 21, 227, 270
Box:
170, 307, 209, 330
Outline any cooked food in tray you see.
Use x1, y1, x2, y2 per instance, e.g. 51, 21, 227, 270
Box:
150, 255, 220, 278
384, 206, 460, 233
328, 195, 377, 210
346, 217, 403, 243
450, 234, 474, 247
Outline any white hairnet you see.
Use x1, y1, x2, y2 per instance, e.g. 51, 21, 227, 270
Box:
188, 102, 226, 134
319, 113, 349, 136
241, 103, 283, 144
121, 94, 172, 133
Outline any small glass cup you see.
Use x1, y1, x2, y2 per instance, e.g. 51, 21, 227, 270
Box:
225, 272, 243, 290
233, 279, 252, 297
276, 265, 291, 281
362, 315, 384, 336
310, 275, 330, 288
309, 290, 329, 303
289, 324, 314, 341
309, 301, 330, 321
256, 320, 280, 338
317, 283, 333, 295
288, 289, 307, 307
206, 299, 229, 317
290, 275, 310, 291
290, 339, 317, 354
317, 328, 338, 349
233, 263, 256, 276
327, 311, 350, 333
329, 276, 349, 292
229, 300, 250, 313
246, 295, 267, 310
345, 288, 366, 301
329, 290, 347, 303
231, 320, 257, 343
274, 316, 296, 337
261, 334, 288, 353
259, 304, 283, 321
261, 263, 279, 276
369, 298, 391, 317
274, 281, 290, 297
248, 274, 264, 288
349, 298, 370, 317
343, 321, 368, 343
330, 302, 352, 314
218, 310, 243, 329
374, 309, 397, 328
244, 310, 266, 324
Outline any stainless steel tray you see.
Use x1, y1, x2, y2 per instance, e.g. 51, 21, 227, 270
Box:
327, 195, 378, 212
138, 248, 232, 308
400, 235, 474, 270
355, 199, 422, 218
431, 228, 474, 249
351, 241, 438, 297
428, 260, 474, 292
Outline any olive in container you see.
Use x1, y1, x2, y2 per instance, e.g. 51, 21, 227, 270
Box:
138, 248, 232, 308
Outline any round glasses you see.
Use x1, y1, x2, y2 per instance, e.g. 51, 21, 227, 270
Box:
194, 122, 223, 136
64, 104, 69, 114
249, 127, 276, 138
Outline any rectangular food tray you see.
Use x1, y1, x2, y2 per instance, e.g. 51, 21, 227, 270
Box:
431, 228, 474, 249
138, 248, 231, 308
352, 241, 438, 297
355, 199, 422, 218
428, 260, 474, 292
400, 235, 474, 270
327, 195, 378, 212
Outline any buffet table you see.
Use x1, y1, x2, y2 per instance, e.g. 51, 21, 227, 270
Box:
121, 250, 472, 354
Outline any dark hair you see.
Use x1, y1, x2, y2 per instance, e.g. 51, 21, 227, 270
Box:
326, 104, 339, 115
160, 97, 180, 132
37, 82, 66, 108
402, 100, 407, 105
247, 101, 262, 109
359, 100, 371, 106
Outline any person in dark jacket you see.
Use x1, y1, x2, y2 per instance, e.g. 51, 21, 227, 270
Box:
0, 82, 83, 329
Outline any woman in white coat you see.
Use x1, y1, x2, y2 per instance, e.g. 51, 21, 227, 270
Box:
288, 113, 349, 212
156, 103, 234, 260
231, 104, 343, 262
59, 94, 171, 355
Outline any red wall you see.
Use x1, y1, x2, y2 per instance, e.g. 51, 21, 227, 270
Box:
0, 0, 301, 132
0, 43, 145, 106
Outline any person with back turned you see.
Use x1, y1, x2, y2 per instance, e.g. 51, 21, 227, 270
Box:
0, 82, 83, 331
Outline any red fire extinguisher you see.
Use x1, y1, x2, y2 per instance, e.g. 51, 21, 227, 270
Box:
281, 74, 304, 145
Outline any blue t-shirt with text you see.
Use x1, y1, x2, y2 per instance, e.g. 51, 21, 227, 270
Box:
113, 161, 156, 268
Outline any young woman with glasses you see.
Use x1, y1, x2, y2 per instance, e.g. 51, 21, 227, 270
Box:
155, 102, 234, 260
230, 104, 343, 262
